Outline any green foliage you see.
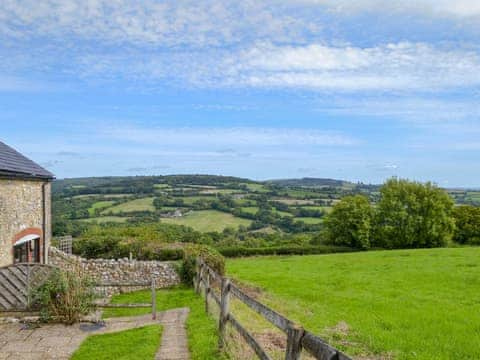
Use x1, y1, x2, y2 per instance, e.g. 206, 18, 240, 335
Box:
180, 244, 225, 285
324, 195, 374, 249
71, 325, 162, 360
34, 268, 95, 324
375, 178, 455, 248
103, 286, 226, 359
218, 245, 355, 257
452, 205, 480, 244
227, 248, 480, 359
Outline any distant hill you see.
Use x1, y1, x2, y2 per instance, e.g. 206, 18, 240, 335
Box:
268, 177, 354, 188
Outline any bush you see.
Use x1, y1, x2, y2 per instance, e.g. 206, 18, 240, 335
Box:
323, 195, 374, 250
180, 244, 225, 285
33, 267, 96, 324
218, 245, 355, 257
374, 178, 455, 248
453, 205, 480, 245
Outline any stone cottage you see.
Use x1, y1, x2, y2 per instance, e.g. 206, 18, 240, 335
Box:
0, 141, 54, 267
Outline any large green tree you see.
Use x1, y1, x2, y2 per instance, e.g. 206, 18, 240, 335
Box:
452, 205, 480, 245
374, 178, 455, 248
324, 195, 374, 249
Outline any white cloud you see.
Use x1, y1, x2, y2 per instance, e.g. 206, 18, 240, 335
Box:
300, 0, 480, 18
102, 126, 358, 147
0, 0, 313, 47
219, 42, 480, 91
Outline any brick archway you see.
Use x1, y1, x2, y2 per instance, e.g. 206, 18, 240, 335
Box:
12, 227, 43, 264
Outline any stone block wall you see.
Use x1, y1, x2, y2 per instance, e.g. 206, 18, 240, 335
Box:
0, 179, 51, 267
49, 247, 180, 295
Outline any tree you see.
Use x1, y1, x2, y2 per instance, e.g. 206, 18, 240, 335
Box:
452, 205, 480, 245
323, 195, 373, 249
374, 178, 455, 249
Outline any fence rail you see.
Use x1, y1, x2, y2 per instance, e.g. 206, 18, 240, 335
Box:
95, 279, 158, 319
195, 259, 352, 360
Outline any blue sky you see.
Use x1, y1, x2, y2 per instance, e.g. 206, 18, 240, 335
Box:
1, 1, 480, 186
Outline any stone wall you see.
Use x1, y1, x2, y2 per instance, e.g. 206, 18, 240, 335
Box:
0, 179, 51, 267
49, 247, 180, 295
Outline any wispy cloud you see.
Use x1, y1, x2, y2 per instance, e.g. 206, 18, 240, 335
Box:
300, 0, 480, 18
102, 126, 359, 147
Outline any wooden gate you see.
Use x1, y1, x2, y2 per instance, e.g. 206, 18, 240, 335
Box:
0, 263, 56, 312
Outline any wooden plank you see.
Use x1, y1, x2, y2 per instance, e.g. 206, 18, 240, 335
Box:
0, 276, 25, 306
0, 291, 12, 311
0, 282, 19, 309
0, 271, 27, 299
209, 289, 221, 307
100, 303, 151, 308
301, 331, 350, 360
219, 278, 230, 348
228, 314, 272, 360
230, 283, 292, 333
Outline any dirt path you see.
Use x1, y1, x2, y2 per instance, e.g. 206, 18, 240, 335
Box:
155, 307, 190, 360
0, 308, 191, 360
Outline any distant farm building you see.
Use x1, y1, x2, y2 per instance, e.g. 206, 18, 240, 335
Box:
0, 141, 54, 267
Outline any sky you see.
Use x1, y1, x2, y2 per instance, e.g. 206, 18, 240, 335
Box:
1, 1, 480, 187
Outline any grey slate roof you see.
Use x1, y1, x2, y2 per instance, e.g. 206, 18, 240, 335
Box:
0, 141, 54, 179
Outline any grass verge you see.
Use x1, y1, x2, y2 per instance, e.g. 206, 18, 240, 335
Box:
103, 286, 225, 360
71, 325, 162, 360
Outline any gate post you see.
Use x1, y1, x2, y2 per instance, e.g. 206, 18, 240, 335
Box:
285, 324, 304, 360
219, 277, 231, 349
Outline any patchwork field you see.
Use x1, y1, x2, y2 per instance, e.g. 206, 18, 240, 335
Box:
227, 248, 480, 359
79, 216, 130, 223
103, 197, 155, 214
160, 210, 252, 232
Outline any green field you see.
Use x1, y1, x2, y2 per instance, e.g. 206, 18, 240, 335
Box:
227, 248, 480, 359
103, 197, 155, 214
293, 216, 323, 224
79, 216, 130, 223
88, 200, 115, 216
161, 210, 251, 232
241, 206, 259, 214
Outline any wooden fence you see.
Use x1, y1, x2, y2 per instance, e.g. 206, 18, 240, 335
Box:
195, 259, 351, 360
95, 279, 158, 320
0, 263, 57, 312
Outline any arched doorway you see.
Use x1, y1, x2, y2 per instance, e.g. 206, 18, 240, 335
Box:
13, 233, 41, 264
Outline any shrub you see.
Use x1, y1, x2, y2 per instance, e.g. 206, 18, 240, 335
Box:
33, 267, 96, 324
323, 195, 374, 250
180, 244, 225, 285
374, 178, 455, 248
218, 245, 355, 257
452, 205, 480, 245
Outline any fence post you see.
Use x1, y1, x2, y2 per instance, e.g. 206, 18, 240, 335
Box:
195, 259, 203, 295
26, 265, 30, 309
285, 324, 304, 360
151, 277, 157, 320
219, 277, 231, 349
204, 269, 210, 314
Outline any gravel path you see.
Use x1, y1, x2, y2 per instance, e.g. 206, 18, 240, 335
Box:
0, 308, 191, 360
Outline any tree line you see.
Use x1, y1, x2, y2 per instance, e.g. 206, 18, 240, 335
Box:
324, 178, 480, 249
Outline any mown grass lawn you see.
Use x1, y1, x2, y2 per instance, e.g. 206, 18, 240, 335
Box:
160, 210, 251, 232
227, 248, 480, 360
71, 325, 162, 360
103, 286, 225, 360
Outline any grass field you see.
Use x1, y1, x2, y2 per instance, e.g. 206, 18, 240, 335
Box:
104, 286, 224, 360
79, 216, 130, 223
88, 200, 115, 216
241, 206, 259, 214
161, 210, 252, 232
104, 197, 155, 214
293, 216, 323, 224
72, 325, 162, 360
227, 248, 480, 359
